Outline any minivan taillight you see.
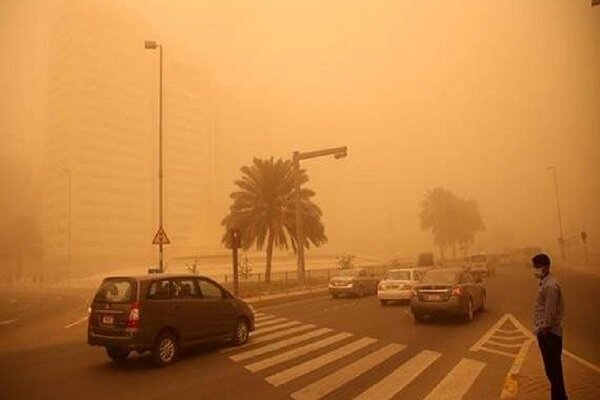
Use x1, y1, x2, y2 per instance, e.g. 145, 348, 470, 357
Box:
451, 287, 463, 297
127, 302, 140, 328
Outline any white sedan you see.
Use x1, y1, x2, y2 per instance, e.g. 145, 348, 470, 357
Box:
377, 268, 427, 305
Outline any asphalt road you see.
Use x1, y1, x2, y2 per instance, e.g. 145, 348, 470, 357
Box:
0, 264, 597, 400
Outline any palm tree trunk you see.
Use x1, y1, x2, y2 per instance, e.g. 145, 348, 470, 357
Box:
265, 231, 275, 284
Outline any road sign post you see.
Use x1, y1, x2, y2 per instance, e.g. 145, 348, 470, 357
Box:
581, 231, 589, 264
230, 229, 241, 296
152, 226, 171, 273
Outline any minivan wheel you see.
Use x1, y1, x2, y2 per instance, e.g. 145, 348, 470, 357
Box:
153, 331, 178, 367
232, 318, 250, 346
480, 293, 487, 312
106, 346, 129, 362
464, 298, 474, 322
380, 299, 389, 306
413, 312, 425, 323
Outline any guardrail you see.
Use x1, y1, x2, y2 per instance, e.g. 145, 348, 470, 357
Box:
218, 264, 395, 298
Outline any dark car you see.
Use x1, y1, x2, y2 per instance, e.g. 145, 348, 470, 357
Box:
87, 273, 255, 366
328, 268, 379, 298
410, 268, 486, 323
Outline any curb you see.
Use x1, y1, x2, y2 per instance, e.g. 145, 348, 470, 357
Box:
244, 287, 329, 308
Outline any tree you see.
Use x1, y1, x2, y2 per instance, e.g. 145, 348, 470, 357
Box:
419, 188, 484, 261
222, 158, 327, 283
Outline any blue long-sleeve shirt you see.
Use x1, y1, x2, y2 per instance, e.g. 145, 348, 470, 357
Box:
533, 273, 564, 336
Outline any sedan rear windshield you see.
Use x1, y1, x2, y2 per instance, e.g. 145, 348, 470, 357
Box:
384, 270, 411, 280
337, 269, 361, 277
94, 279, 136, 303
420, 270, 458, 285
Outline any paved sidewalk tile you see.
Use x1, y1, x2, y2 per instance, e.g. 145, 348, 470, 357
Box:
515, 341, 600, 399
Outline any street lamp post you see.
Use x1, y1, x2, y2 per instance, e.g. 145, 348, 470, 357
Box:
293, 146, 347, 284
145, 40, 167, 272
547, 166, 566, 260
61, 168, 72, 284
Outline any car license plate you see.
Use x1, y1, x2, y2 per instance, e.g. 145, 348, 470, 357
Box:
102, 315, 114, 325
424, 294, 441, 301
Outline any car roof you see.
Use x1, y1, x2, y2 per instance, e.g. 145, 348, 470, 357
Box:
103, 273, 213, 282
425, 268, 465, 274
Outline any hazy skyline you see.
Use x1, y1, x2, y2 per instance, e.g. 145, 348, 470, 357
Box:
1, 0, 599, 268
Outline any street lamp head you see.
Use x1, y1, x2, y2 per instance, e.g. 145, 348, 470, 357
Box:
144, 40, 158, 49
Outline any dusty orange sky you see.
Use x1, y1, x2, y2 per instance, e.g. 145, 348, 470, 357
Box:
2, 0, 599, 261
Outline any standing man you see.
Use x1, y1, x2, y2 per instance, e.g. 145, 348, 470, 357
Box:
532, 253, 568, 400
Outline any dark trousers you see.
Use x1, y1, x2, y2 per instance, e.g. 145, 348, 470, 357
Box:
537, 332, 568, 400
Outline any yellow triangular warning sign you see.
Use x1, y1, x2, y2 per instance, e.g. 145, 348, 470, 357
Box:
152, 226, 171, 245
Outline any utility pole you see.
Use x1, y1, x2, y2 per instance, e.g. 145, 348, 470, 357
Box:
547, 166, 566, 260
62, 168, 72, 284
145, 40, 169, 272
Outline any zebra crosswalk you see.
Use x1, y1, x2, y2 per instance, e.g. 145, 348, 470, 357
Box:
221, 313, 489, 399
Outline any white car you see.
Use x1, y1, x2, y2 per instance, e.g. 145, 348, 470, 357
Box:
377, 268, 428, 305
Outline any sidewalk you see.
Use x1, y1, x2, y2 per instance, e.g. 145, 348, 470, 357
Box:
514, 340, 600, 399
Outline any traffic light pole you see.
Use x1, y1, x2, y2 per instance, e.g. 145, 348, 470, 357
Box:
293, 146, 347, 285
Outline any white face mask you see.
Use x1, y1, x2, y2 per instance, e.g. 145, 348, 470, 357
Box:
533, 269, 545, 279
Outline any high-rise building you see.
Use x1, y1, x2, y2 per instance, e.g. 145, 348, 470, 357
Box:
41, 0, 218, 276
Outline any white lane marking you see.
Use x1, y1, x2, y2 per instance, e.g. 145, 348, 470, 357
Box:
291, 343, 405, 400
424, 358, 486, 400
255, 317, 288, 328
253, 321, 301, 335
496, 328, 521, 334
354, 350, 441, 400
489, 335, 529, 342
487, 340, 526, 349
266, 337, 377, 387
64, 316, 88, 329
479, 347, 517, 358
254, 314, 277, 322
254, 312, 267, 317
230, 328, 332, 362
246, 332, 353, 373
220, 324, 316, 354
0, 318, 20, 326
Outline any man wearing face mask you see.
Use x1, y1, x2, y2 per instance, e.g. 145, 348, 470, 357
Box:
532, 253, 568, 400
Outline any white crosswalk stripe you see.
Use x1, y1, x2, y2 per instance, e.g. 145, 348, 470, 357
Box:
221, 324, 317, 354
424, 358, 486, 400
254, 314, 277, 323
230, 328, 333, 362
266, 337, 378, 387
354, 349, 441, 400
255, 317, 289, 328
253, 321, 301, 335
246, 332, 353, 373
291, 343, 405, 400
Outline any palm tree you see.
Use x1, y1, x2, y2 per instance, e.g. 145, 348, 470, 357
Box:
419, 188, 458, 262
420, 188, 485, 262
222, 158, 327, 283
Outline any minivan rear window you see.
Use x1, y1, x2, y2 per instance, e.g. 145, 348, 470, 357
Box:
94, 279, 136, 303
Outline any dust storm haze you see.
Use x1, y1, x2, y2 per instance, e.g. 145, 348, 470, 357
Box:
1, 0, 599, 279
